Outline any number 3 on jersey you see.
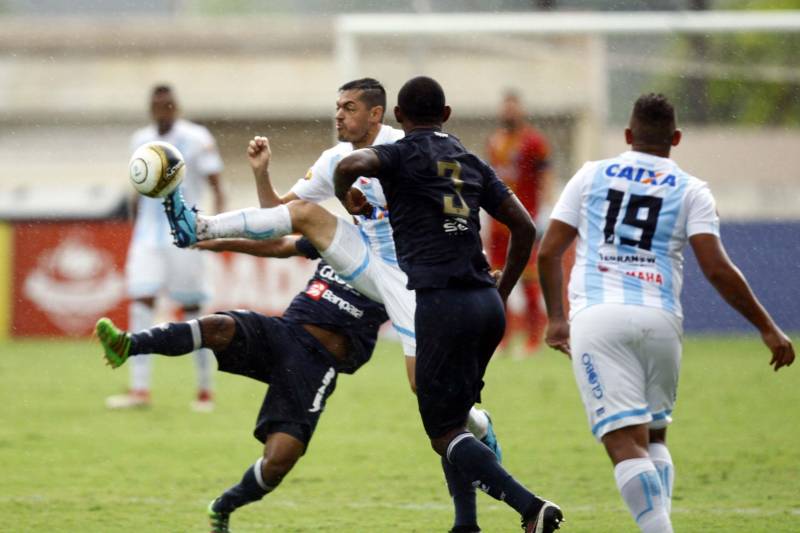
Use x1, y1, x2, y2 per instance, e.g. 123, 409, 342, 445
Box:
603, 189, 662, 251
438, 161, 470, 217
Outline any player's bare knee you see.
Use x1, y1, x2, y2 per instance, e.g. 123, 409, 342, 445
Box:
286, 199, 316, 231
602, 425, 650, 464
199, 315, 235, 352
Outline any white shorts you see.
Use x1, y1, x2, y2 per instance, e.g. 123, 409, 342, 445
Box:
320, 217, 416, 357
125, 242, 209, 306
570, 303, 682, 441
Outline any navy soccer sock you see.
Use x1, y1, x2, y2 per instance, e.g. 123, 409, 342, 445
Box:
442, 456, 478, 529
213, 459, 275, 515
447, 433, 543, 518
129, 321, 198, 356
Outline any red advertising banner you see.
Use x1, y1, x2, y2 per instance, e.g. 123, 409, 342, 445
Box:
10, 221, 318, 338
12, 221, 131, 337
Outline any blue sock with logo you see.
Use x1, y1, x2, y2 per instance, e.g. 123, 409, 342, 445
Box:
213, 459, 276, 515
446, 433, 542, 518
130, 320, 201, 356
442, 456, 478, 529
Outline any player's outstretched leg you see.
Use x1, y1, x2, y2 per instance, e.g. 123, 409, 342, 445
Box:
209, 432, 304, 531
96, 314, 235, 368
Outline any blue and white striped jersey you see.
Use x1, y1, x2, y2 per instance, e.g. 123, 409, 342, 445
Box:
129, 119, 223, 247
290, 124, 404, 266
551, 151, 720, 320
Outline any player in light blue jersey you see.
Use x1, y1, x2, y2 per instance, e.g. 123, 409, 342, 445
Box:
538, 94, 794, 533
107, 84, 225, 412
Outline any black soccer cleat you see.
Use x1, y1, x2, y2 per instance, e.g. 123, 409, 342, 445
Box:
523, 500, 564, 533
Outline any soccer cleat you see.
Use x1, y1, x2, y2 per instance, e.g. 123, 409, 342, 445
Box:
191, 389, 215, 413
105, 389, 151, 410
523, 500, 564, 533
480, 411, 503, 463
449, 526, 481, 533
208, 499, 231, 533
96, 317, 132, 369
162, 188, 198, 248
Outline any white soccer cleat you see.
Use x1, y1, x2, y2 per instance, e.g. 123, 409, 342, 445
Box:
105, 390, 151, 410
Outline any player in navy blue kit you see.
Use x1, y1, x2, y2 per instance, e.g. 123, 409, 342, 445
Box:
95, 236, 388, 532
333, 76, 563, 533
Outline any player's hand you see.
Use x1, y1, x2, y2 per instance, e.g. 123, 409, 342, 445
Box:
247, 136, 271, 178
490, 269, 503, 287
545, 318, 571, 358
761, 326, 795, 371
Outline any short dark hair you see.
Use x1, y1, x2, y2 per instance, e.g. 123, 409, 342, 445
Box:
151, 84, 173, 98
397, 76, 446, 124
630, 93, 676, 147
338, 78, 386, 112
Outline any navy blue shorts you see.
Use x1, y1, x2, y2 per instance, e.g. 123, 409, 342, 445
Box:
214, 311, 339, 446
414, 287, 506, 438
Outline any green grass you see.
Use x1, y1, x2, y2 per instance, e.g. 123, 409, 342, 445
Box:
0, 336, 798, 532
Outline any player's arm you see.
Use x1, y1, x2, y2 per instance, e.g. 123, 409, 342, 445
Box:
333, 148, 381, 212
490, 194, 536, 303
194, 236, 304, 258
537, 220, 577, 356
690, 233, 794, 371
247, 136, 299, 207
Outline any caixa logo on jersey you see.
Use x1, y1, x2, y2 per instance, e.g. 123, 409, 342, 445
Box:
605, 164, 677, 187
581, 352, 604, 399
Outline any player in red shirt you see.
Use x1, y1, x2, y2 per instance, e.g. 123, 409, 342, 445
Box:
487, 91, 553, 352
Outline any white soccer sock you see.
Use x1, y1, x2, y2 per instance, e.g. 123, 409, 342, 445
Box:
648, 443, 675, 515
129, 300, 154, 391
466, 406, 489, 440
184, 309, 214, 393
198, 205, 292, 241
614, 458, 673, 533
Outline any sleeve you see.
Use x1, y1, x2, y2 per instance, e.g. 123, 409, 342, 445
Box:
290, 152, 336, 202
549, 163, 590, 229
195, 128, 224, 176
370, 144, 403, 182
479, 161, 512, 217
294, 237, 321, 260
685, 181, 721, 237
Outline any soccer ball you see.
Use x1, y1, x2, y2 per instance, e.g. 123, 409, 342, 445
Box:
128, 141, 185, 198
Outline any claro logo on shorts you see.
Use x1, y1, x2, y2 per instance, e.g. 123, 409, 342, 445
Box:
581, 353, 604, 399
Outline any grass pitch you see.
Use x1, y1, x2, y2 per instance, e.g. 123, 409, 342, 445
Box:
0, 336, 798, 532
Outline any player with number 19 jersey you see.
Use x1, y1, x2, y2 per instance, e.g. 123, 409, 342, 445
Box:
552, 150, 720, 321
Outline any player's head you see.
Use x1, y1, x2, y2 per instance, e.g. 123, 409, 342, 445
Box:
150, 84, 178, 135
499, 89, 526, 130
336, 78, 386, 146
626, 93, 681, 155
394, 76, 451, 130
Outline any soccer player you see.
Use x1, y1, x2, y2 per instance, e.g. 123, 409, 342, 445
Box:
96, 236, 390, 532
161, 78, 502, 530
332, 76, 564, 533
486, 91, 553, 352
107, 84, 226, 411
537, 93, 795, 532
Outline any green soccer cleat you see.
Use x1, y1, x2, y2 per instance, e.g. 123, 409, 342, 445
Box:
208, 499, 231, 533
95, 317, 131, 369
